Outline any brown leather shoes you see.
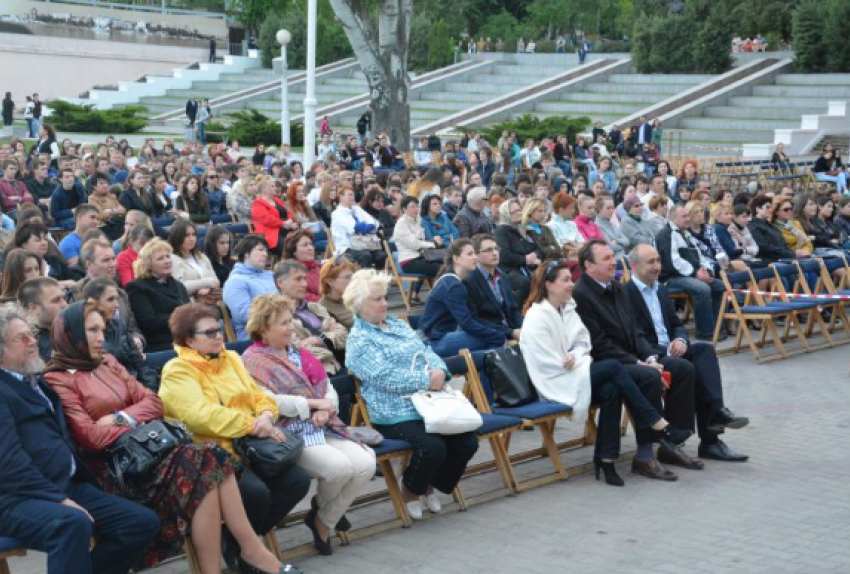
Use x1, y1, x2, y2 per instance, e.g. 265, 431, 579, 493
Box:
631, 457, 678, 481
658, 445, 705, 470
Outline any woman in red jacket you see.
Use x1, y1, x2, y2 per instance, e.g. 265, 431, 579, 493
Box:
251, 175, 299, 258
44, 301, 292, 574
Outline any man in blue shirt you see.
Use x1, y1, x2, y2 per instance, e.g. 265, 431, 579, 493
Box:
626, 244, 749, 464
58, 204, 101, 266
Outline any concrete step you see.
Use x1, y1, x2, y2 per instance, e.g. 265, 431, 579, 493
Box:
469, 73, 548, 86
671, 128, 776, 142
444, 83, 504, 94
494, 65, 577, 76
678, 117, 800, 131
606, 73, 715, 84
533, 101, 643, 115
727, 95, 836, 109
775, 73, 850, 86
752, 85, 850, 98
702, 106, 822, 120
418, 92, 492, 103
560, 91, 658, 104
583, 82, 698, 94
409, 99, 473, 111
322, 78, 371, 88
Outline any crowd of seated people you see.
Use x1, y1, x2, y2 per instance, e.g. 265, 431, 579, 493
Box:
4, 122, 848, 573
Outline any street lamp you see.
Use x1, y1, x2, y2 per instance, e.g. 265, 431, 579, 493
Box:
276, 29, 292, 147
302, 0, 318, 170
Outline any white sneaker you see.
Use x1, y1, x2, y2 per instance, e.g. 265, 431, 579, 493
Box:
405, 499, 424, 520
421, 493, 442, 513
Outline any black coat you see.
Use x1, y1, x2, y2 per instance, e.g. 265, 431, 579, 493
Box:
126, 276, 191, 352
463, 267, 523, 339
119, 187, 153, 217
186, 100, 198, 124
493, 224, 542, 276
624, 280, 690, 350
572, 273, 656, 364
0, 370, 97, 515
748, 217, 794, 263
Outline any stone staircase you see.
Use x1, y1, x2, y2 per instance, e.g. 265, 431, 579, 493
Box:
670, 73, 850, 155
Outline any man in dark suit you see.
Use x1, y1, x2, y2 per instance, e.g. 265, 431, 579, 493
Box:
0, 307, 159, 574
626, 244, 749, 463
573, 239, 695, 481
465, 233, 523, 344
185, 97, 198, 127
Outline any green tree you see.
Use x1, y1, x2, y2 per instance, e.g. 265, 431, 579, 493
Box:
258, 11, 284, 68
693, 9, 732, 73
477, 9, 522, 49
792, 0, 826, 72
427, 19, 454, 70
227, 0, 276, 36
824, 0, 850, 72
630, 13, 653, 71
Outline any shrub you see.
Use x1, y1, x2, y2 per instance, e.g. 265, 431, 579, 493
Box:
693, 10, 733, 73
594, 40, 631, 54
461, 114, 591, 147
212, 110, 304, 147
824, 0, 850, 72
47, 101, 148, 133
258, 12, 284, 69
427, 20, 454, 71
792, 1, 826, 72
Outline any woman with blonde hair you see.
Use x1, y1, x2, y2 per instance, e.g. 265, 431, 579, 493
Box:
126, 238, 191, 351
522, 197, 561, 260
242, 294, 375, 555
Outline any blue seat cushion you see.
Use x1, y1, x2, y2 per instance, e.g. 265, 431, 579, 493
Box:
493, 401, 573, 420
371, 438, 413, 457
146, 350, 177, 370
0, 536, 24, 553
225, 340, 252, 355
477, 413, 522, 435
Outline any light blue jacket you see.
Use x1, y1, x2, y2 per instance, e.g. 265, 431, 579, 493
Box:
422, 212, 460, 244
222, 262, 276, 340
346, 316, 449, 425
588, 169, 617, 194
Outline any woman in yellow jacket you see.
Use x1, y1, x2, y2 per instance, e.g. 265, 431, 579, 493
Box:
159, 303, 310, 574
771, 197, 813, 257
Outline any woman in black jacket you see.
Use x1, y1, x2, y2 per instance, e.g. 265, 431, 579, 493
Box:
126, 238, 191, 352
747, 194, 794, 263
494, 198, 542, 307
119, 171, 154, 217
359, 189, 395, 239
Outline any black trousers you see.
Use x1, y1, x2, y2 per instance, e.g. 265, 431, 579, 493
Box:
592, 360, 664, 458
657, 354, 698, 435
401, 257, 441, 294
237, 464, 311, 535
660, 342, 724, 444
373, 420, 479, 496
622, 363, 669, 445
0, 481, 160, 574
346, 248, 387, 270
505, 268, 531, 309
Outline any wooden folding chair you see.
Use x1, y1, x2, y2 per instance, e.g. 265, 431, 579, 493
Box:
383, 240, 432, 312
0, 537, 25, 574
714, 268, 812, 362
323, 227, 336, 260
460, 349, 574, 491
218, 301, 238, 343
792, 258, 850, 342
770, 262, 835, 348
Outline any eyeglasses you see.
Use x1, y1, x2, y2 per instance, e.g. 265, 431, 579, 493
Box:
9, 331, 36, 345
194, 327, 223, 339
779, 207, 792, 212
479, 247, 500, 254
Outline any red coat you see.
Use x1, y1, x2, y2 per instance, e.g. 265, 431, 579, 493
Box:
0, 179, 34, 212
44, 355, 164, 453
251, 197, 294, 249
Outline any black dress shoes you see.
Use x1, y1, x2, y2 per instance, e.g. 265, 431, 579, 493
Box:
698, 439, 749, 462
631, 457, 678, 481
707, 407, 750, 432
657, 444, 705, 470
658, 424, 693, 446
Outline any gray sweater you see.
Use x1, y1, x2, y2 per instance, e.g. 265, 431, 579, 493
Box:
595, 216, 629, 256
619, 215, 658, 251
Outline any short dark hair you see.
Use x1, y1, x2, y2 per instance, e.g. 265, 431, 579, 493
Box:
471, 233, 496, 253
17, 276, 59, 309
749, 194, 773, 214
233, 234, 268, 263
578, 238, 609, 271
733, 203, 751, 217
169, 303, 221, 347
75, 204, 100, 222
81, 277, 117, 301
13, 222, 48, 249
399, 195, 418, 211
92, 172, 110, 187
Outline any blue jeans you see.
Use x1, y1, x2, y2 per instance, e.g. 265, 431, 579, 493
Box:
430, 331, 492, 358
197, 122, 206, 145
815, 172, 848, 192
665, 276, 726, 337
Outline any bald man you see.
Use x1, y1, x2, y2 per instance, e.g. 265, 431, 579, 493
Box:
625, 244, 749, 464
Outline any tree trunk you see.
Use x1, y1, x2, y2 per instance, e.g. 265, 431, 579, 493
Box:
329, 0, 412, 150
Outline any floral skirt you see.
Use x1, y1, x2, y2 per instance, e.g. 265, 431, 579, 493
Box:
95, 441, 235, 568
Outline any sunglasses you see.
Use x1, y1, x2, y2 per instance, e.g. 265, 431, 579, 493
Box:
194, 327, 223, 339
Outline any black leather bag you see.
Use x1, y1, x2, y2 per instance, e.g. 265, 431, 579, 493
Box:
107, 419, 191, 491
232, 430, 305, 479
484, 346, 538, 407
421, 247, 447, 262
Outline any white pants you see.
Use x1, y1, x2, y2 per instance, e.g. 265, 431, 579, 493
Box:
297, 437, 376, 528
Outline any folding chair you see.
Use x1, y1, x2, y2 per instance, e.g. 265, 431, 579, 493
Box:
770, 262, 835, 348
218, 301, 238, 343
443, 354, 523, 499
0, 537, 25, 574
460, 349, 573, 491
323, 228, 336, 259
383, 240, 432, 313
793, 257, 850, 342
714, 268, 813, 362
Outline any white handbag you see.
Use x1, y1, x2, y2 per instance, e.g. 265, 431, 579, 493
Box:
407, 352, 483, 435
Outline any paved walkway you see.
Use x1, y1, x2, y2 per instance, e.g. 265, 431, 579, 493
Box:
9, 341, 850, 574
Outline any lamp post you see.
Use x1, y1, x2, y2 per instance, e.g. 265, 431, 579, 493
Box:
276, 29, 292, 147
302, 0, 318, 170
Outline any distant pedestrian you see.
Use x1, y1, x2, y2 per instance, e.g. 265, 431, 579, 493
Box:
319, 115, 332, 136
31, 93, 42, 137
185, 97, 197, 127
196, 98, 211, 146
209, 36, 217, 62
2, 92, 13, 127
23, 96, 35, 137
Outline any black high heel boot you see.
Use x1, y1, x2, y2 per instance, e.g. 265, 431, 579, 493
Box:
311, 495, 351, 531
594, 457, 625, 487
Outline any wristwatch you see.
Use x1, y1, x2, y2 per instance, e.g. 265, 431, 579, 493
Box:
114, 411, 129, 427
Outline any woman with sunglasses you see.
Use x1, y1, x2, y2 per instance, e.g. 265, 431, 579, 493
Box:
771, 196, 812, 258
747, 194, 796, 263
521, 261, 691, 487
158, 303, 309, 574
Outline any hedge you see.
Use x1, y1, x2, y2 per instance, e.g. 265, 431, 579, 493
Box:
48, 101, 148, 133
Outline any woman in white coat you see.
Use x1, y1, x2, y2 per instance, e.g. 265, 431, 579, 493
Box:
520, 261, 678, 487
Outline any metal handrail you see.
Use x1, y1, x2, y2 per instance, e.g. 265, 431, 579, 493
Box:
37, 0, 227, 19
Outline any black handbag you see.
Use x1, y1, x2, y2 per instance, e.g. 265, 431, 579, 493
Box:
232, 429, 305, 479
421, 247, 447, 263
107, 419, 191, 492
483, 346, 538, 407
